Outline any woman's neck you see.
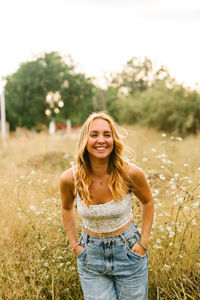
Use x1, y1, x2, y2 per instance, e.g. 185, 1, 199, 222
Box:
89, 157, 109, 178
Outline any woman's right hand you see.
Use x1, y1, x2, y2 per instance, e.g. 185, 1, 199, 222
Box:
74, 245, 85, 256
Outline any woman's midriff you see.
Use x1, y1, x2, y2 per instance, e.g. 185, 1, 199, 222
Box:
83, 219, 133, 237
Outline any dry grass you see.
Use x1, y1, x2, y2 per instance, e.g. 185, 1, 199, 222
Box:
0, 127, 199, 299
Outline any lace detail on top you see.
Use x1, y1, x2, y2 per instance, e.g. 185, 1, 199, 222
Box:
76, 193, 133, 233
72, 166, 133, 233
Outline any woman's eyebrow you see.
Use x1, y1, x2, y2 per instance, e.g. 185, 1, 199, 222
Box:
89, 130, 98, 133
89, 130, 112, 133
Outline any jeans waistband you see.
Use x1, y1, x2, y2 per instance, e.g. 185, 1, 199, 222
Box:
81, 220, 138, 244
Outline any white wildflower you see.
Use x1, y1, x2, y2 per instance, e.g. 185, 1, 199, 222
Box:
29, 205, 36, 211
169, 231, 175, 238
57, 256, 63, 260
161, 158, 167, 163
166, 226, 172, 231
161, 133, 166, 137
159, 174, 166, 180
151, 148, 157, 152
192, 201, 199, 208
184, 164, 189, 167
183, 206, 189, 211
43, 179, 48, 183
30, 170, 36, 175
153, 244, 163, 249
177, 197, 184, 203
164, 212, 170, 216
164, 264, 171, 270
142, 157, 148, 162
44, 262, 49, 267
175, 137, 183, 141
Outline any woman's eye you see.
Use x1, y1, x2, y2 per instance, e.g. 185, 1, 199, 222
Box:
91, 134, 97, 137
104, 134, 111, 137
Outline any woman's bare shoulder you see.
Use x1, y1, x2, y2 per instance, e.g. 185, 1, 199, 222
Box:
124, 162, 146, 181
60, 167, 77, 206
60, 167, 74, 188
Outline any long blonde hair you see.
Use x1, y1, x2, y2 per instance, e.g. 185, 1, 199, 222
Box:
75, 112, 129, 206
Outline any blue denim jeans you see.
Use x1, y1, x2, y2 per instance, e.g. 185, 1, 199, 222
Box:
77, 221, 148, 300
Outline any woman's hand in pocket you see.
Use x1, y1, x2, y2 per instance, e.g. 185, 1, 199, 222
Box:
74, 245, 85, 257
131, 242, 146, 257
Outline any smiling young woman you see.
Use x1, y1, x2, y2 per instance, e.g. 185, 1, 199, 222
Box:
60, 112, 154, 300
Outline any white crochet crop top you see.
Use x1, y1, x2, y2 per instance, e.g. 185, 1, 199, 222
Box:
72, 167, 133, 233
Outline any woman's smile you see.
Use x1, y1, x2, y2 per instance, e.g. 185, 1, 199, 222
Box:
95, 147, 107, 151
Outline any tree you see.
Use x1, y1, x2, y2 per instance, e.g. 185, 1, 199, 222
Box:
5, 52, 95, 130
117, 80, 200, 135
111, 56, 169, 95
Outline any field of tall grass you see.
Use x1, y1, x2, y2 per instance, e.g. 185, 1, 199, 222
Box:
0, 126, 199, 300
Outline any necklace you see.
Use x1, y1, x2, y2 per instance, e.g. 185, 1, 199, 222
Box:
100, 181, 103, 186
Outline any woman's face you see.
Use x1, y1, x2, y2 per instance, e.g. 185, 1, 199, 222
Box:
86, 118, 114, 159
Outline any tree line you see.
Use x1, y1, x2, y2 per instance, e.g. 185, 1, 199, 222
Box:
4, 52, 200, 135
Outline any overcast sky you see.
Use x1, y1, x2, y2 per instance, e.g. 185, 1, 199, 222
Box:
0, 0, 200, 88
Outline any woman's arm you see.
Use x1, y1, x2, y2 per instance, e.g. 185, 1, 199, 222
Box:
60, 169, 84, 256
128, 164, 154, 256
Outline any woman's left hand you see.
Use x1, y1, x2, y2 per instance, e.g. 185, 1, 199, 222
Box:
131, 242, 146, 257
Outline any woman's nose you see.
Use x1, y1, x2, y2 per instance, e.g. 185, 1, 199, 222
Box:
97, 135, 105, 142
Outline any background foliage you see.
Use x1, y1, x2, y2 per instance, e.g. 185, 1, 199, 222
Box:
4, 52, 200, 135
5, 52, 95, 131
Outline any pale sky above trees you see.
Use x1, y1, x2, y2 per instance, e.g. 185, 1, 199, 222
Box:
0, 0, 200, 88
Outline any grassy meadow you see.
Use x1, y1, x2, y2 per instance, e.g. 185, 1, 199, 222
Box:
0, 127, 199, 300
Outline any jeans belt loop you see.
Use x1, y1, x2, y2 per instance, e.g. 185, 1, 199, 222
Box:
86, 234, 89, 244
121, 234, 127, 245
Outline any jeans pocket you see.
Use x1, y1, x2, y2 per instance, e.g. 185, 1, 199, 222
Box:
126, 245, 146, 259
77, 233, 87, 261
77, 247, 87, 260
123, 236, 146, 259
